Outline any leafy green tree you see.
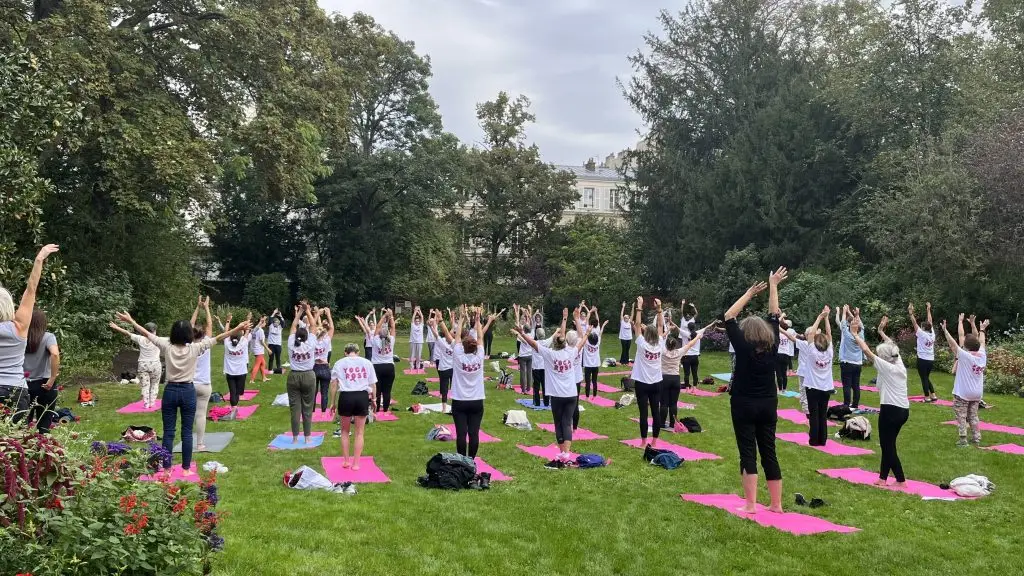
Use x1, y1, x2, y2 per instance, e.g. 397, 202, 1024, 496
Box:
243, 273, 290, 314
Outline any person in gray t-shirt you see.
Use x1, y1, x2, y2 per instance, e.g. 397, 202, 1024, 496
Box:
25, 310, 61, 433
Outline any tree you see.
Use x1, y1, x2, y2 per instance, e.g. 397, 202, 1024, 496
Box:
243, 273, 290, 314
545, 218, 641, 318
462, 92, 578, 284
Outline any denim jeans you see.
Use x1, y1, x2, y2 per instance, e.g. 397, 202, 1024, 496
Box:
162, 382, 197, 470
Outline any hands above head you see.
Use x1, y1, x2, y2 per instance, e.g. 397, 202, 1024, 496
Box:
116, 311, 134, 324
908, 302, 915, 315
636, 296, 644, 308
654, 298, 662, 309
35, 244, 60, 261
747, 281, 768, 297
980, 319, 990, 331
769, 266, 788, 286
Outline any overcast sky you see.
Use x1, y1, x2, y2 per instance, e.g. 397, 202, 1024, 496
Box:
319, 0, 685, 166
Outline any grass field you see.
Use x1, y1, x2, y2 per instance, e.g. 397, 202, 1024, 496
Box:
74, 333, 1024, 576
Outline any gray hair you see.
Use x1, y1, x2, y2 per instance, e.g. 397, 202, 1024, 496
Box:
565, 329, 579, 347
344, 343, 360, 355
0, 287, 14, 323
876, 342, 901, 363
535, 327, 546, 339
145, 322, 158, 335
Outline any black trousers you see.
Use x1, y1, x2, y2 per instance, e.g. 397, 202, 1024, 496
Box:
840, 362, 862, 408
878, 404, 910, 482
0, 385, 30, 423
729, 395, 782, 480
634, 380, 662, 439
917, 359, 935, 397
373, 363, 396, 412
573, 383, 581, 430
438, 368, 453, 404
584, 367, 599, 396
267, 344, 283, 373
314, 363, 332, 411
225, 374, 246, 407
27, 378, 59, 433
681, 356, 699, 387
805, 388, 831, 446
483, 331, 494, 357
619, 339, 631, 364
532, 369, 548, 407
550, 395, 577, 444
775, 354, 792, 390
451, 399, 484, 458
364, 346, 372, 360
660, 374, 682, 427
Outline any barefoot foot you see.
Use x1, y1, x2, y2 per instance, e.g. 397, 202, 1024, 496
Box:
767, 505, 784, 514
352, 462, 361, 471
342, 460, 351, 469
736, 505, 757, 514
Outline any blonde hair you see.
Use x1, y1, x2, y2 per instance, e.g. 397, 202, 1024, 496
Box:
0, 287, 14, 323
814, 332, 830, 352
740, 317, 776, 353
642, 323, 659, 343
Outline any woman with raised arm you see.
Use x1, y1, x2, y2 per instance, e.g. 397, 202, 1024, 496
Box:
450, 307, 495, 458
724, 267, 787, 514
427, 311, 455, 412
793, 307, 833, 446
582, 308, 608, 399
24, 310, 61, 433
483, 305, 496, 358
513, 304, 534, 394
327, 343, 378, 470
115, 310, 250, 473
313, 308, 336, 412
838, 305, 865, 409
680, 301, 704, 389
409, 306, 425, 370
908, 302, 938, 402
367, 309, 397, 413
363, 310, 376, 359
284, 303, 318, 444
0, 245, 59, 420
630, 296, 666, 446
618, 301, 634, 365
248, 316, 270, 385
853, 316, 910, 486
190, 297, 214, 451
515, 308, 590, 466
220, 312, 252, 421
109, 316, 164, 410
775, 314, 796, 392
661, 320, 716, 428
266, 309, 284, 375
942, 316, 988, 447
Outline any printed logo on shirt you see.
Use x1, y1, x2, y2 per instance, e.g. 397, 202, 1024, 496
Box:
586, 345, 598, 354
460, 362, 481, 373
292, 351, 312, 362
644, 350, 661, 361
228, 349, 245, 357
971, 364, 985, 376
378, 345, 392, 355
924, 340, 933, 349
815, 359, 829, 368
344, 367, 368, 382
780, 334, 789, 344
552, 359, 572, 373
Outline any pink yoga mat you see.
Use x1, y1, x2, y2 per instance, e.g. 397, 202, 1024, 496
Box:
425, 377, 440, 383
428, 390, 442, 398
312, 409, 334, 422
474, 457, 512, 481
680, 494, 859, 535
777, 409, 836, 427
374, 411, 398, 422
687, 388, 721, 397
516, 443, 579, 461
776, 432, 873, 455
140, 464, 201, 483
403, 369, 427, 375
942, 420, 1024, 436
985, 443, 1024, 455
828, 401, 878, 411
818, 468, 965, 500
621, 438, 721, 461
536, 423, 608, 440
908, 396, 954, 407
600, 370, 631, 376
860, 386, 879, 393
321, 456, 390, 483
211, 404, 259, 421
117, 400, 162, 414
224, 389, 259, 402
431, 424, 500, 443
579, 395, 616, 407
630, 418, 681, 433
596, 383, 620, 393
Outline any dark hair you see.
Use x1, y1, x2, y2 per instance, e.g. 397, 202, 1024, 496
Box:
192, 326, 206, 340
295, 327, 309, 346
589, 317, 598, 328
587, 332, 599, 345
921, 321, 932, 332
666, 326, 681, 351
462, 335, 478, 354
964, 334, 981, 352
230, 334, 241, 346
26, 309, 48, 354
687, 322, 697, 338
344, 343, 360, 355
169, 320, 194, 345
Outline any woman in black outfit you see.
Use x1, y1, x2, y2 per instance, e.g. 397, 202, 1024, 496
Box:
724, 267, 788, 514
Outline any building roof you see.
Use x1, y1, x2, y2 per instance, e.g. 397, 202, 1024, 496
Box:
555, 164, 624, 182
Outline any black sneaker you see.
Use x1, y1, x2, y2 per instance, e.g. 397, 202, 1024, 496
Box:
332, 428, 342, 438
809, 498, 826, 508
794, 493, 808, 506
478, 472, 491, 490
544, 459, 566, 470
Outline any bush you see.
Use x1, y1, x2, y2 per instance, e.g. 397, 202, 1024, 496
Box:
701, 330, 729, 352
0, 419, 224, 576
297, 261, 336, 307
985, 372, 1024, 396
242, 273, 290, 314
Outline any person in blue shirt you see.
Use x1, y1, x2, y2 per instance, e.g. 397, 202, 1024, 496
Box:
837, 305, 865, 409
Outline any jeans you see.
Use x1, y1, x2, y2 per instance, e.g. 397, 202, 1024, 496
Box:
840, 362, 862, 408
917, 359, 935, 397
267, 344, 283, 373
27, 378, 59, 433
878, 404, 909, 482
162, 383, 197, 470
619, 339, 631, 364
659, 374, 681, 427
805, 388, 831, 446
532, 369, 548, 407
634, 380, 662, 439
730, 395, 781, 480
451, 399, 484, 458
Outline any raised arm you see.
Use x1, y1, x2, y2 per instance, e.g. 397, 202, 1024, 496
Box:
979, 319, 990, 348
214, 320, 252, 343
908, 302, 919, 331
325, 308, 335, 338
108, 321, 134, 338
925, 302, 933, 327
13, 244, 60, 337
576, 324, 593, 352
191, 296, 202, 328
724, 282, 768, 321
768, 266, 787, 316
632, 297, 644, 337
968, 314, 977, 336
655, 298, 665, 338
941, 320, 960, 354
560, 308, 570, 339
388, 309, 397, 339
620, 302, 626, 322
957, 313, 965, 346
511, 323, 540, 352
480, 309, 503, 335
877, 315, 892, 344
852, 330, 876, 363
290, 305, 301, 336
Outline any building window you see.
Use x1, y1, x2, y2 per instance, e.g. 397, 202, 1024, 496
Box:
610, 188, 620, 210
583, 187, 595, 208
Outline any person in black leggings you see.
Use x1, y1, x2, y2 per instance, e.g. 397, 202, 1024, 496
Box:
724, 267, 788, 514
531, 328, 549, 407
450, 306, 497, 458
426, 310, 455, 412
853, 319, 910, 487
775, 317, 794, 391
908, 302, 939, 402
618, 301, 634, 364
357, 309, 396, 414
628, 296, 666, 445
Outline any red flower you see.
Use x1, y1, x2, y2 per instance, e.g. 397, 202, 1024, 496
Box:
135, 513, 149, 529
119, 494, 138, 513
171, 498, 188, 514
45, 496, 63, 510
124, 524, 140, 536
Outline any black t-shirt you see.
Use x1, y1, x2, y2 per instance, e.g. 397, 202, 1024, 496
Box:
726, 315, 780, 398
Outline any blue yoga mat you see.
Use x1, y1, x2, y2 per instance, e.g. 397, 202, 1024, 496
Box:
515, 399, 551, 411
268, 433, 325, 450
711, 373, 732, 382
779, 390, 800, 398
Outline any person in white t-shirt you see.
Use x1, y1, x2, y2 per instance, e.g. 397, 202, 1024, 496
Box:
363, 310, 376, 359
775, 315, 796, 392
514, 308, 590, 463
266, 310, 284, 374
248, 316, 270, 385
530, 327, 551, 407
659, 322, 714, 429
908, 302, 938, 402
327, 344, 378, 470
618, 301, 635, 364
312, 308, 336, 412
428, 310, 455, 412
287, 303, 318, 444
854, 316, 910, 487
513, 304, 535, 394
582, 308, 608, 399
426, 311, 437, 363
450, 307, 497, 458
189, 297, 214, 451
221, 312, 252, 421
630, 296, 667, 446
409, 306, 425, 370
793, 306, 833, 447
357, 309, 397, 414
942, 314, 988, 447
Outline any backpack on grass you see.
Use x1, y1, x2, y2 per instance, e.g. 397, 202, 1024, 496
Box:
418, 452, 477, 490
411, 381, 429, 395
836, 415, 871, 440
681, 416, 702, 433
576, 454, 607, 468
827, 404, 853, 421
615, 393, 635, 409
620, 377, 634, 391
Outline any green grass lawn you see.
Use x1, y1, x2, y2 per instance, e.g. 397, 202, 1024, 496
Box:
73, 334, 1024, 576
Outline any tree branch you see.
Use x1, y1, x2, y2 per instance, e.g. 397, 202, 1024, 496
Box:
139, 12, 226, 35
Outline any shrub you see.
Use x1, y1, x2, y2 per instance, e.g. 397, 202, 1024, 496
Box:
297, 261, 336, 307
242, 273, 290, 314
985, 372, 1024, 396
701, 330, 729, 352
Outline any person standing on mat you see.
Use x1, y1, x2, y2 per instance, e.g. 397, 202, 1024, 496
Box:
115, 310, 249, 474
942, 314, 988, 447
327, 343, 378, 470
221, 312, 252, 421
285, 303, 318, 445
837, 304, 865, 409
109, 318, 164, 410
248, 315, 270, 385
853, 316, 909, 486
530, 327, 551, 407
908, 302, 938, 402
660, 322, 714, 428
409, 306, 425, 370
266, 310, 284, 374
582, 308, 608, 399
724, 267, 788, 514
363, 310, 376, 359
513, 304, 534, 394
793, 307, 833, 446
776, 314, 795, 392
313, 307, 336, 412
24, 310, 60, 434
190, 297, 214, 451
630, 295, 666, 447
483, 304, 496, 358
450, 306, 496, 459
428, 311, 455, 413
426, 310, 437, 365
514, 308, 590, 465
359, 308, 396, 414
618, 301, 634, 365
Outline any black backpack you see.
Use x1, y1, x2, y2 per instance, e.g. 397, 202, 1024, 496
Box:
642, 444, 673, 463
827, 404, 853, 421
411, 381, 429, 395
418, 453, 477, 490
681, 417, 702, 433
621, 377, 634, 391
